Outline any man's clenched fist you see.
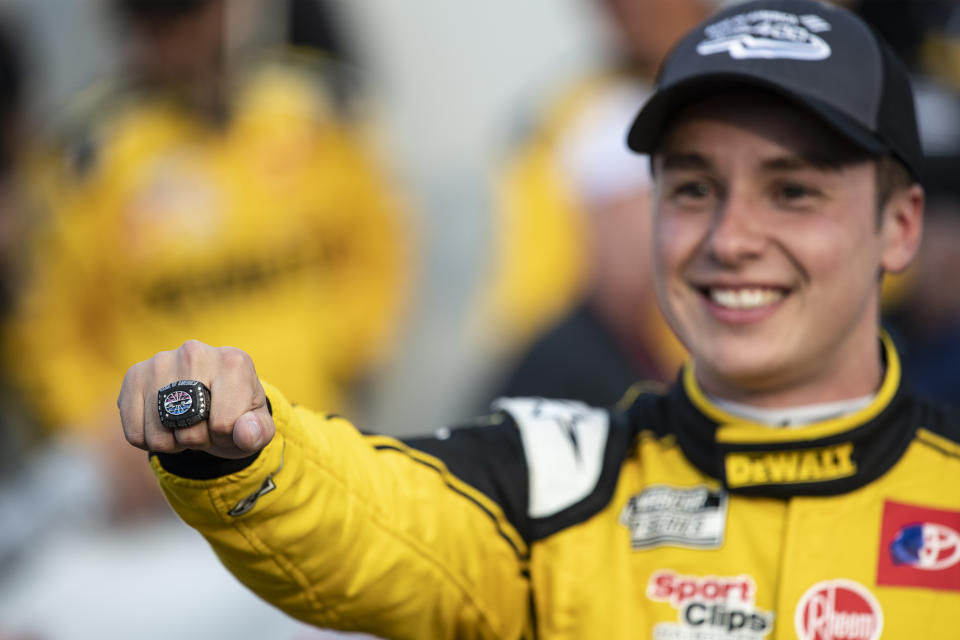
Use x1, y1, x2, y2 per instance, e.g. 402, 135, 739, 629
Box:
118, 340, 275, 459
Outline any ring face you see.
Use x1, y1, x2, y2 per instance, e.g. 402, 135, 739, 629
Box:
158, 380, 210, 429
163, 390, 193, 416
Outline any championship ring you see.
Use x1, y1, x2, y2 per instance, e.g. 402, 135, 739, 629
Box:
158, 380, 211, 429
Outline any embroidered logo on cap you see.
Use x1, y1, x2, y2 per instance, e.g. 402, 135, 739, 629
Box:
794, 579, 883, 640
877, 500, 960, 591
697, 10, 832, 61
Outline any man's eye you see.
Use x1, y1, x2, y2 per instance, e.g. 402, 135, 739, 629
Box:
674, 182, 711, 199
778, 183, 818, 201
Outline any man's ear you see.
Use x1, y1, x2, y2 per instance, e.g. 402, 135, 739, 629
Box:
880, 183, 924, 274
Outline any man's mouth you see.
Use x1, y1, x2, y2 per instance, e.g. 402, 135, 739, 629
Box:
703, 287, 786, 310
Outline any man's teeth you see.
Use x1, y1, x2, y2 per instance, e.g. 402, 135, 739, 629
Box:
709, 288, 784, 309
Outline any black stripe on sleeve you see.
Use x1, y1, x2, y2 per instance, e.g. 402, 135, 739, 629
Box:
401, 414, 532, 544
370, 440, 529, 562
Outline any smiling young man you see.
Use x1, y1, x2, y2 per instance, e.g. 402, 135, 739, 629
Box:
649, 91, 922, 407
117, 0, 960, 638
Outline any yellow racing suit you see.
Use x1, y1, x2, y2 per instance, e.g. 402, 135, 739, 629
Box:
152, 336, 960, 638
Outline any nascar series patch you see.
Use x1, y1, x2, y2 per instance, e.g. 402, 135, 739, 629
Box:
620, 485, 728, 549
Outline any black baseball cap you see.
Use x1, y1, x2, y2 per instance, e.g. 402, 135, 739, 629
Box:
627, 0, 922, 178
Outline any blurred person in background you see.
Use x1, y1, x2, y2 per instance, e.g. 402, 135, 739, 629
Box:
0, 6, 44, 528
0, 11, 31, 475
473, 0, 709, 407
0, 10, 91, 640
1, 3, 400, 638
883, 80, 960, 406
853, 0, 960, 89
0, 7, 86, 578
2, 0, 413, 518
851, 0, 960, 405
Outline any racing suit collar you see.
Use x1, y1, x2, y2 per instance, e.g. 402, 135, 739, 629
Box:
669, 333, 917, 497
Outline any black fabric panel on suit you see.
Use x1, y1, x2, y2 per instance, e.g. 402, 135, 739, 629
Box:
915, 398, 960, 447
403, 416, 532, 542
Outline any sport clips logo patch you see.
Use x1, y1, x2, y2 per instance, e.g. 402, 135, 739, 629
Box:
647, 570, 774, 639
877, 500, 960, 591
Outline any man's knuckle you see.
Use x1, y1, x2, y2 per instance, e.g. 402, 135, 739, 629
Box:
123, 428, 147, 449
174, 427, 208, 448
208, 416, 235, 438
180, 339, 207, 363
150, 349, 175, 374
221, 346, 251, 370
122, 362, 139, 383
143, 431, 169, 453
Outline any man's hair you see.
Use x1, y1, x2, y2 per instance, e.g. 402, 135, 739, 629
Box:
876, 155, 915, 217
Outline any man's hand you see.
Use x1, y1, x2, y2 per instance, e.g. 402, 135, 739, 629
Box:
118, 340, 275, 459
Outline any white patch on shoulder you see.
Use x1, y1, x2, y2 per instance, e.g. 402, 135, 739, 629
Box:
493, 397, 609, 519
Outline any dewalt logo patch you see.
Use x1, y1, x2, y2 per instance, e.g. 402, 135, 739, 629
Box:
725, 442, 856, 488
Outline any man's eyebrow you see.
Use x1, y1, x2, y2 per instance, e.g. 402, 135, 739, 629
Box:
761, 152, 860, 172
656, 151, 866, 173
657, 152, 713, 172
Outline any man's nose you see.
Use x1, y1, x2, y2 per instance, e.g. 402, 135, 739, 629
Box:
705, 191, 767, 265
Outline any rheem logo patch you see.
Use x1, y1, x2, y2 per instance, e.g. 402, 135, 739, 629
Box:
794, 579, 882, 640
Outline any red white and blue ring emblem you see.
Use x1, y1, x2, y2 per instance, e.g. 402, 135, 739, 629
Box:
890, 523, 960, 570
163, 390, 193, 416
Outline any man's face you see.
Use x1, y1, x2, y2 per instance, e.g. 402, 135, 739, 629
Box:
651, 92, 914, 404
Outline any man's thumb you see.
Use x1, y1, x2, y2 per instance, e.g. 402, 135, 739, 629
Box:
233, 411, 273, 452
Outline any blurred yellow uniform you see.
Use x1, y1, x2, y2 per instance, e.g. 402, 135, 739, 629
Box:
479, 70, 683, 378
479, 74, 610, 351
6, 55, 412, 433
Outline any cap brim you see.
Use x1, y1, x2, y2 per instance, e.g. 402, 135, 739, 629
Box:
626, 73, 891, 158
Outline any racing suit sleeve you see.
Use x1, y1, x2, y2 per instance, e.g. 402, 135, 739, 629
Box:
150, 382, 533, 639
